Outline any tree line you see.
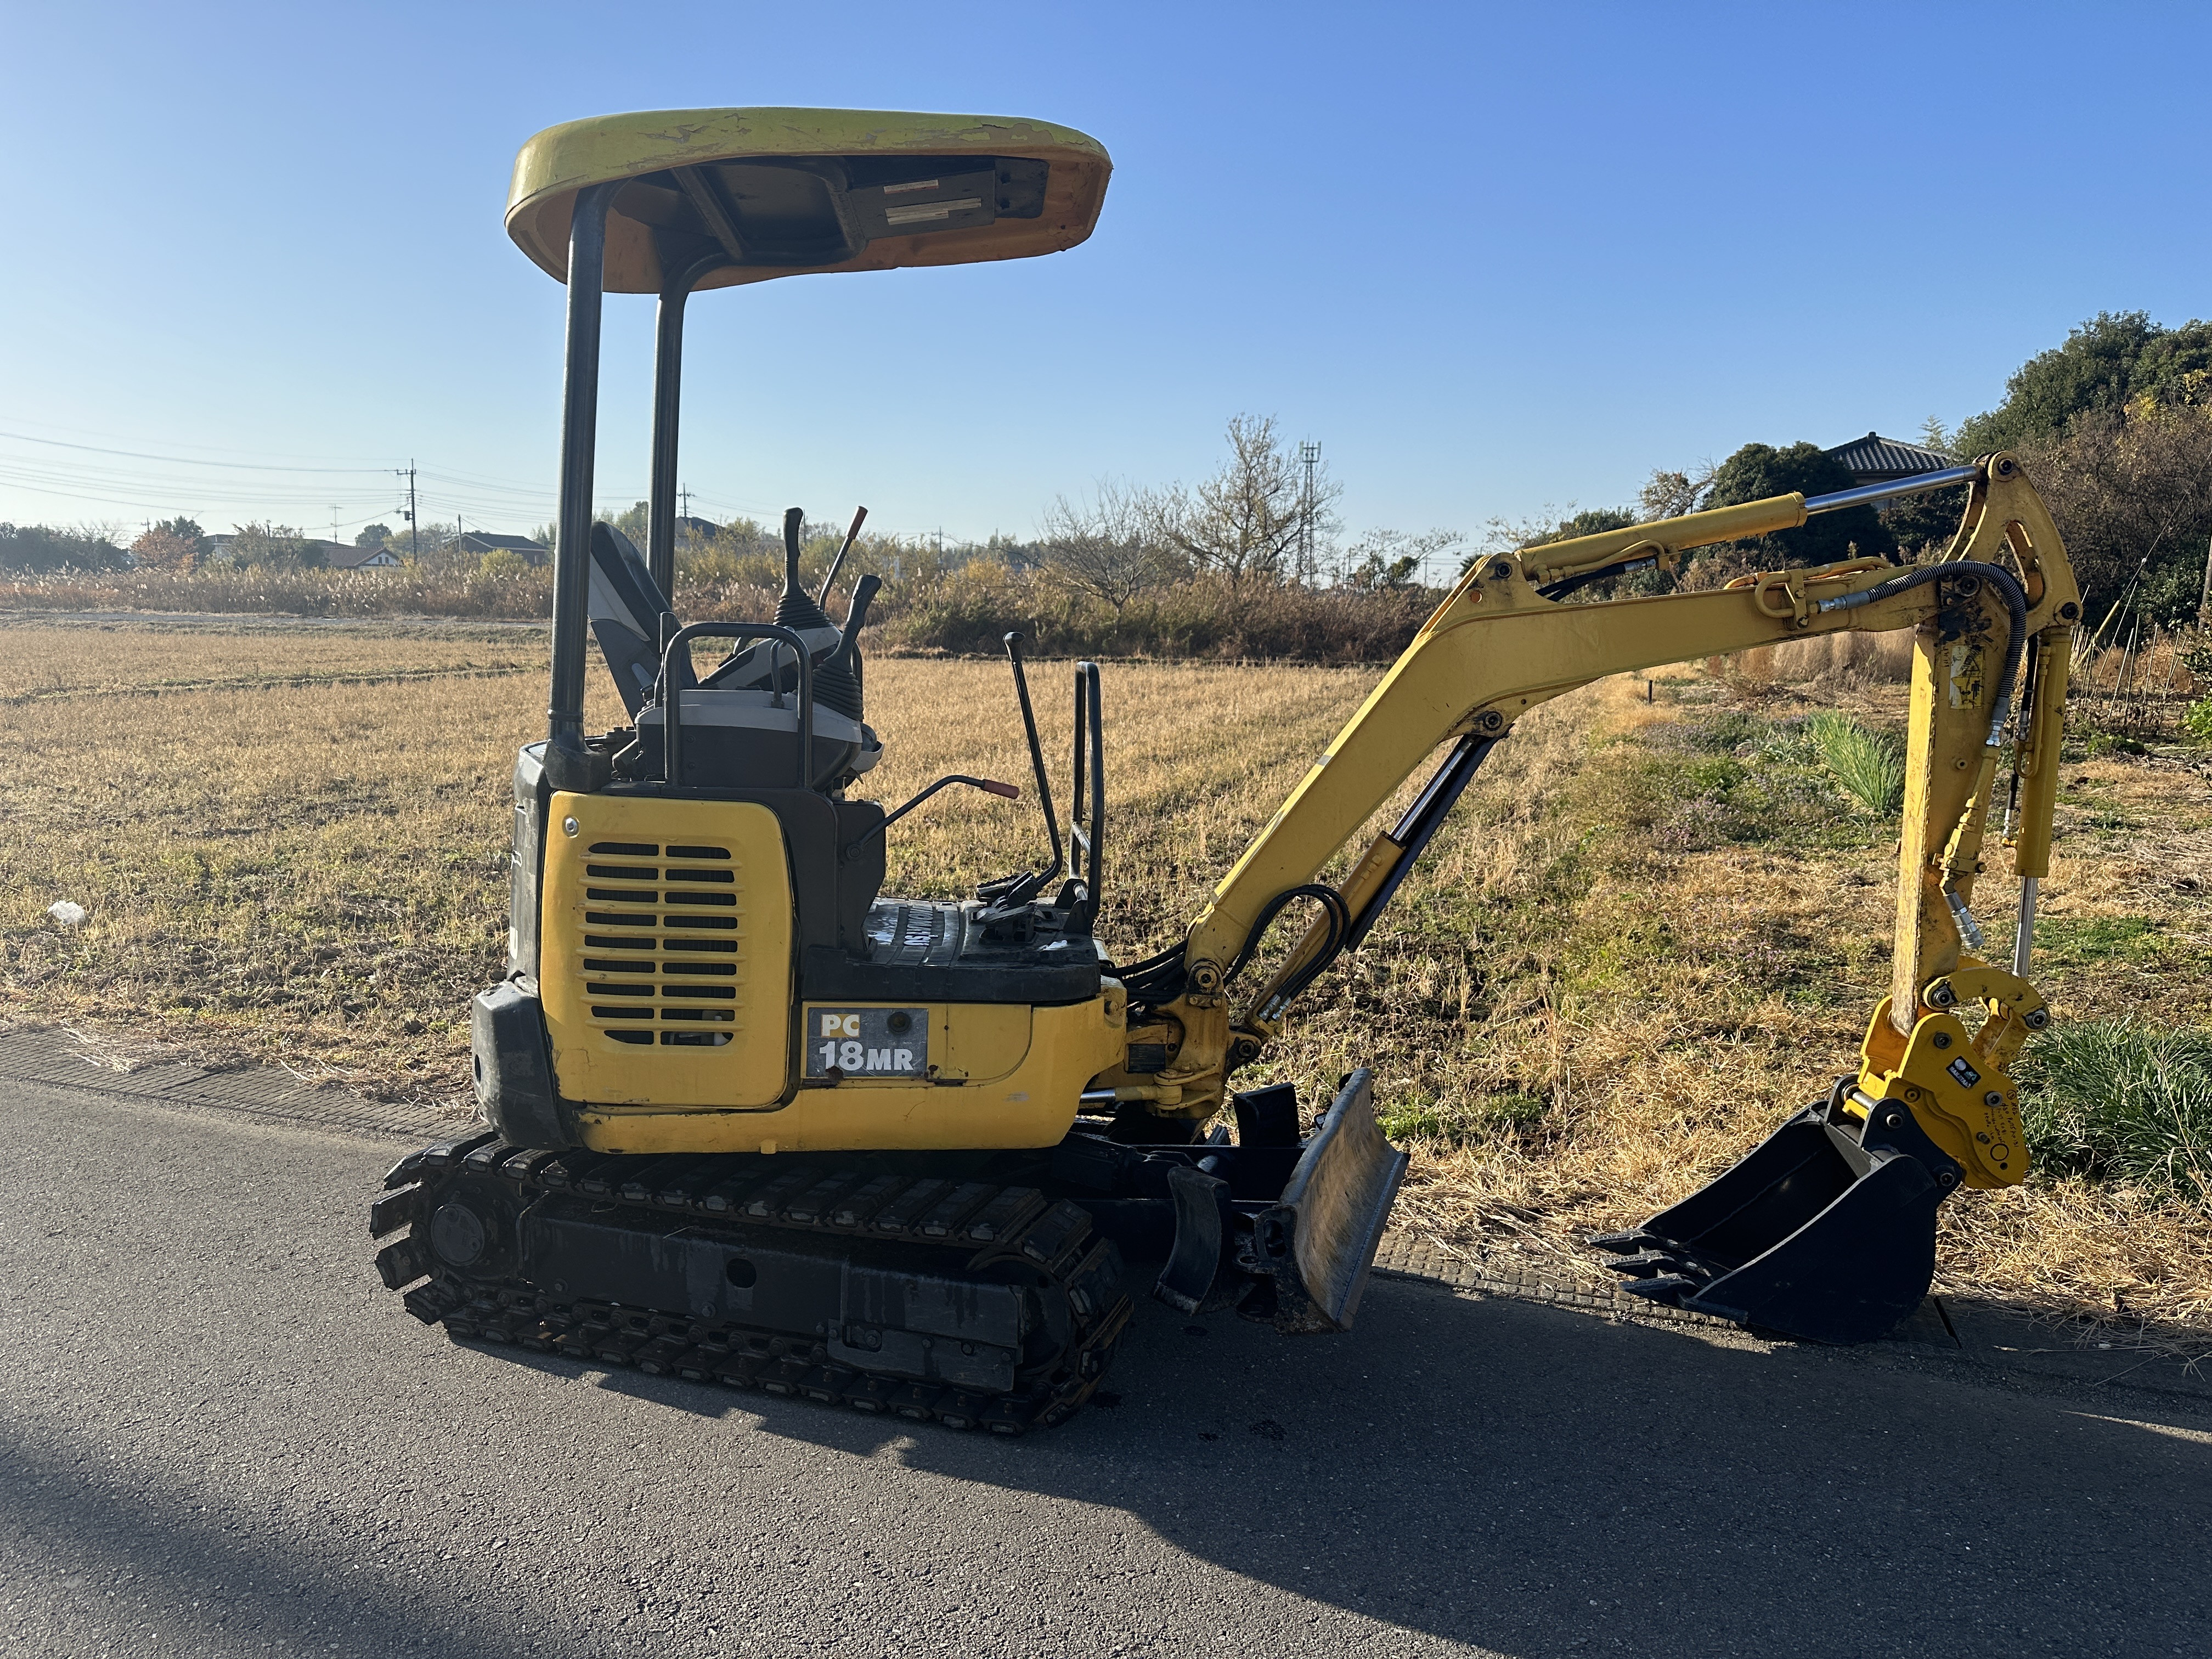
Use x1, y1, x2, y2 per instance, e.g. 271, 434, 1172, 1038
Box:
0, 516, 389, 574
1526, 311, 2212, 623
8, 312, 2209, 633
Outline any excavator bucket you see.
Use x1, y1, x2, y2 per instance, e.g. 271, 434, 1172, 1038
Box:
1590, 1085, 1966, 1344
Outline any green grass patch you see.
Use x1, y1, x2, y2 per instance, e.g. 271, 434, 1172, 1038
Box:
2016, 1021, 2212, 1203
1379, 1091, 1548, 1147
1626, 710, 1891, 855
1805, 710, 1905, 815
2038, 914, 2168, 966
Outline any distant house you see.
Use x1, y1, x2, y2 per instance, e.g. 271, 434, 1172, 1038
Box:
676, 515, 720, 540
1822, 432, 1956, 487
196, 533, 399, 569
445, 531, 550, 566
320, 541, 400, 570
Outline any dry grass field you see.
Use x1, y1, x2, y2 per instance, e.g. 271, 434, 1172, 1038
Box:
5, 616, 2210, 1339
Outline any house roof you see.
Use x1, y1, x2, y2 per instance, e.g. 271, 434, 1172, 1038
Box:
323, 543, 399, 569
449, 532, 547, 553
1822, 431, 1956, 483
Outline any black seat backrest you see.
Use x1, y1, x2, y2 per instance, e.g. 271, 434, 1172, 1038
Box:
588, 523, 680, 716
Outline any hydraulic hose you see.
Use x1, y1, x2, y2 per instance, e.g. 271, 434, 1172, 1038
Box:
1223, 884, 1352, 1014
1115, 883, 1352, 1022
1815, 560, 2030, 746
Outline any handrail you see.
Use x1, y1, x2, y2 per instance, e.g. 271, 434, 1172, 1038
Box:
657, 622, 813, 790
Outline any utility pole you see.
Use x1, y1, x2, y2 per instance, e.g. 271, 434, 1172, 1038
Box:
678, 483, 693, 524
393, 461, 420, 560
1297, 441, 1321, 584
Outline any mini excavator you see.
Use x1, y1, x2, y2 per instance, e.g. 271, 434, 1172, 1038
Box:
373, 107, 2082, 1429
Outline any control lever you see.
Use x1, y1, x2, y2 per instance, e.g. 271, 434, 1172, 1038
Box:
816, 505, 868, 607
833, 574, 882, 672
978, 632, 1065, 907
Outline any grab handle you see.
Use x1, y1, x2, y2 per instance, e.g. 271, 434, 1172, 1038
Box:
658, 622, 813, 789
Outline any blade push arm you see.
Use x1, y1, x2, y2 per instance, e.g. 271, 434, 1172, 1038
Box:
1118, 455, 2079, 1126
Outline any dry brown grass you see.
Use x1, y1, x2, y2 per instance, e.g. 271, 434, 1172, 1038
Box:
6, 618, 2211, 1340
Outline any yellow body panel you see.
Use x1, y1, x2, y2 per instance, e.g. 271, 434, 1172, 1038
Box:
576, 995, 1125, 1155
541, 791, 794, 1109
792, 1001, 1032, 1086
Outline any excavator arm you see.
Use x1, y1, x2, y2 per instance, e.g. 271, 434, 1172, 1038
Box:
1102, 453, 2080, 1342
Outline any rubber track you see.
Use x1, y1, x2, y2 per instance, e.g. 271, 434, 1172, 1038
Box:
371, 1132, 1133, 1434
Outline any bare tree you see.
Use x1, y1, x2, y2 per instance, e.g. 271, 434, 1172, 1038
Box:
1638, 464, 1714, 522
1155, 414, 1341, 586
2023, 405, 2212, 624
1035, 478, 1181, 610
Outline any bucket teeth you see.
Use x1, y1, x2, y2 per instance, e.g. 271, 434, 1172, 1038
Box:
1617, 1273, 1699, 1303
1601, 1249, 1689, 1279
1588, 1228, 1663, 1254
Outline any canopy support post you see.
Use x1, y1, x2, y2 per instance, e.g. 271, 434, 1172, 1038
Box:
648, 251, 729, 605
546, 180, 621, 789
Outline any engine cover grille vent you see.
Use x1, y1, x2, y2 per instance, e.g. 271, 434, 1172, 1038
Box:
575, 840, 746, 1047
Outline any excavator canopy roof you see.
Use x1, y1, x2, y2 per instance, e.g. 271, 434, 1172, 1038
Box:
506, 106, 1113, 294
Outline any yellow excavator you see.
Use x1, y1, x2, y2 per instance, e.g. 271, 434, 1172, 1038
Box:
373, 106, 2081, 1430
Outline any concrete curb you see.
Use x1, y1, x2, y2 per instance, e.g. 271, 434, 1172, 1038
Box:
0, 1024, 466, 1146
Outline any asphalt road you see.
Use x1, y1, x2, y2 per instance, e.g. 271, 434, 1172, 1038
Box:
4, 1081, 2210, 1659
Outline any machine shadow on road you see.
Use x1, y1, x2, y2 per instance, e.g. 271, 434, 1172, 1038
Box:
1, 1423, 543, 1659
500, 1274, 2212, 1658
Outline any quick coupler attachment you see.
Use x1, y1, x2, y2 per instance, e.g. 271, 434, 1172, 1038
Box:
1589, 1079, 1964, 1344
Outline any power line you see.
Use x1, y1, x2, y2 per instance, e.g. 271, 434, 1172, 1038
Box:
0, 428, 393, 473
0, 413, 405, 466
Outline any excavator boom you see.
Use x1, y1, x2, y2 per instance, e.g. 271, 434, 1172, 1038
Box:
1118, 453, 2078, 1343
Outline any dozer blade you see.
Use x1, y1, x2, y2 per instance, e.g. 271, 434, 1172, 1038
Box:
1591, 1088, 1965, 1345
1256, 1069, 1411, 1334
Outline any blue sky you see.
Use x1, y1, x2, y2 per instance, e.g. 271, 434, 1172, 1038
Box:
3, 2, 2205, 560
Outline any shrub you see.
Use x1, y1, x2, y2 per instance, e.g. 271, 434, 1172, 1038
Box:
0, 551, 1437, 663
2183, 698, 2212, 743
2015, 1020, 2212, 1203
1806, 710, 1904, 814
